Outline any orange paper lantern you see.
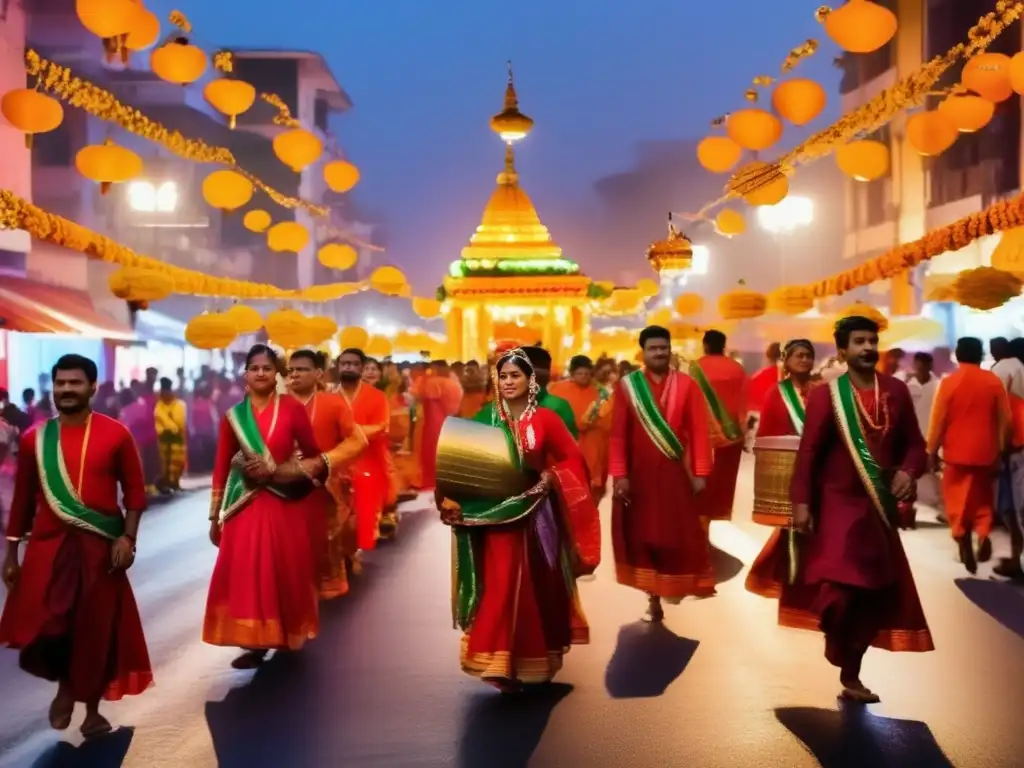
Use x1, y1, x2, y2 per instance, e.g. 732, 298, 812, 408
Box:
267, 222, 310, 253
75, 138, 143, 194
714, 208, 746, 237
124, 7, 160, 51
771, 79, 827, 126
203, 79, 256, 129
906, 111, 958, 156
729, 161, 788, 207
726, 109, 783, 152
1, 89, 64, 147
201, 170, 254, 212
823, 0, 897, 54
150, 38, 207, 85
273, 129, 322, 172
962, 53, 1013, 103
75, 0, 138, 39
243, 209, 272, 233
1009, 52, 1024, 95
696, 136, 742, 174
317, 243, 358, 270
323, 160, 360, 193
835, 140, 889, 182
937, 93, 994, 133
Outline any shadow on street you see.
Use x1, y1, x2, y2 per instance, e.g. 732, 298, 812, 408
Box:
456, 683, 572, 768
775, 705, 954, 767
710, 543, 744, 584
28, 727, 134, 768
955, 577, 1024, 638
604, 621, 698, 698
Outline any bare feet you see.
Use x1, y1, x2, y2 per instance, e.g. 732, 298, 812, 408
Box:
48, 687, 74, 731
80, 710, 112, 739
840, 678, 881, 704
231, 649, 268, 670
644, 596, 664, 623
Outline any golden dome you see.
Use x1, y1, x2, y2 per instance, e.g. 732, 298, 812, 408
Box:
461, 146, 563, 261
646, 218, 693, 275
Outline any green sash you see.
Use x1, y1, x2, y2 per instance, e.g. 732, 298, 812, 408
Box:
451, 412, 545, 630
688, 362, 742, 442
778, 379, 807, 436
35, 418, 124, 540
621, 369, 683, 461
218, 396, 278, 524
828, 375, 896, 528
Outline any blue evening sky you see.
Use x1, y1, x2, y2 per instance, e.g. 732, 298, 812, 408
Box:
147, 1, 839, 291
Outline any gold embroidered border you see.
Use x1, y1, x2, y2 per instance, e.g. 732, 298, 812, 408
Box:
459, 635, 566, 683
752, 511, 791, 527
778, 606, 935, 652
615, 564, 716, 598
202, 607, 318, 650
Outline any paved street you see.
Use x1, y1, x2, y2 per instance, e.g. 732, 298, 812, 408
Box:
2, 456, 1023, 767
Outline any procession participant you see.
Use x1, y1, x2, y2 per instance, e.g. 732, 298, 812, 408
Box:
523, 347, 578, 437
458, 360, 489, 418
438, 348, 599, 691
363, 356, 405, 537
380, 360, 420, 502
549, 355, 613, 503
690, 330, 749, 523
744, 338, 816, 596
900, 352, 941, 514
413, 359, 463, 490
746, 342, 783, 434
785, 316, 933, 703
336, 348, 391, 551
286, 350, 367, 599
203, 344, 328, 669
994, 337, 1024, 579
1, 354, 152, 738
154, 377, 187, 492
610, 326, 716, 622
927, 337, 1012, 573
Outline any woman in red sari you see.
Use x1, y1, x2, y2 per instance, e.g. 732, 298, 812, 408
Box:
203, 344, 327, 669
439, 348, 600, 692
745, 338, 817, 598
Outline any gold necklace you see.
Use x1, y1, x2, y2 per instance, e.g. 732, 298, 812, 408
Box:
74, 413, 93, 495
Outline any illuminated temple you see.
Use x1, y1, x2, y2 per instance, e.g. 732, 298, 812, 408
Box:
440, 68, 594, 370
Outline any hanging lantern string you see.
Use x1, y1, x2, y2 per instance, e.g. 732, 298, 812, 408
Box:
694, 2, 1024, 220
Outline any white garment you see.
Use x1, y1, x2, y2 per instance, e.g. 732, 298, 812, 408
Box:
991, 357, 1024, 399
900, 372, 939, 437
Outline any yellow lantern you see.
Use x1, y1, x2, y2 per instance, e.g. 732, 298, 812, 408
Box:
718, 280, 767, 321
637, 278, 660, 297
185, 312, 238, 350
273, 129, 323, 172
647, 308, 673, 327
323, 160, 360, 193
835, 140, 889, 182
75, 138, 143, 194
150, 38, 207, 86
306, 315, 338, 344
317, 243, 358, 270
962, 53, 1013, 103
953, 267, 1023, 311
124, 7, 160, 52
836, 302, 889, 332
726, 108, 783, 152
75, 0, 138, 39
771, 79, 827, 126
267, 221, 310, 253
767, 286, 814, 316
412, 297, 442, 319
823, 0, 897, 54
107, 266, 173, 303
990, 228, 1024, 279
1009, 51, 1024, 95
729, 161, 788, 207
338, 326, 369, 349
1, 89, 64, 148
365, 335, 393, 358
370, 265, 407, 296
696, 136, 742, 174
243, 209, 272, 233
938, 93, 994, 133
202, 170, 254, 213
714, 208, 746, 237
906, 111, 958, 156
226, 303, 263, 333
674, 293, 704, 316
203, 79, 256, 130
265, 308, 308, 348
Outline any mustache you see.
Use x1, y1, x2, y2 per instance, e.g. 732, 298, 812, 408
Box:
861, 351, 879, 361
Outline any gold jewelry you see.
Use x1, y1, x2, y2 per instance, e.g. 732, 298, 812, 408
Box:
75, 413, 93, 495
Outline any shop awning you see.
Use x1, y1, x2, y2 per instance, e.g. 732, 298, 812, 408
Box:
133, 309, 186, 345
0, 277, 136, 341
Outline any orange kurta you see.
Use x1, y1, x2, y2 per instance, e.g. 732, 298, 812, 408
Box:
927, 364, 1012, 539
414, 373, 463, 489
303, 392, 367, 599
548, 380, 613, 502
338, 383, 390, 551
694, 355, 749, 521
387, 391, 418, 495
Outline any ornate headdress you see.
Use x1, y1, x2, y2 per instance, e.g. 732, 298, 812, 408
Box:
493, 347, 540, 426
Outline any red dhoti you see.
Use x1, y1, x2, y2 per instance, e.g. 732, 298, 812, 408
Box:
308, 486, 348, 599
702, 441, 743, 521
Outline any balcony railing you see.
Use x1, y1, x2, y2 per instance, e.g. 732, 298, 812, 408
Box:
927, 157, 1004, 209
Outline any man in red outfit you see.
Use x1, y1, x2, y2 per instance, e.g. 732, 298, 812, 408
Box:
1, 354, 152, 738
786, 316, 933, 703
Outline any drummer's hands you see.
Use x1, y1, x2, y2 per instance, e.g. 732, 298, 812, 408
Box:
439, 498, 463, 526
792, 503, 812, 533
613, 478, 630, 504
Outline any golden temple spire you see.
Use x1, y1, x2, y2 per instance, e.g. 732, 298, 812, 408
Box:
489, 60, 534, 143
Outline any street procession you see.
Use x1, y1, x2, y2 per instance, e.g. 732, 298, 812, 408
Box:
2, 1, 1024, 765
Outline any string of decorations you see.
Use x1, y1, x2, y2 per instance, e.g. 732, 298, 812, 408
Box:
0, 188, 368, 302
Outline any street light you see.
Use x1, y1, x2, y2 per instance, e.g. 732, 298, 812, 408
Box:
690, 245, 710, 275
127, 180, 178, 213
756, 195, 813, 235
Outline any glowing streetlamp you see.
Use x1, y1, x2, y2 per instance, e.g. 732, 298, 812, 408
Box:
127, 180, 178, 213
756, 195, 813, 234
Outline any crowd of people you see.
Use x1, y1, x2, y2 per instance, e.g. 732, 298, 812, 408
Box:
0, 318, 1021, 736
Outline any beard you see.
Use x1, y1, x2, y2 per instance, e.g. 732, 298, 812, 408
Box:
56, 395, 89, 414
339, 371, 361, 383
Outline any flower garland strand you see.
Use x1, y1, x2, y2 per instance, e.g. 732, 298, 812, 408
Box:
0, 188, 368, 302
694, 1, 1024, 218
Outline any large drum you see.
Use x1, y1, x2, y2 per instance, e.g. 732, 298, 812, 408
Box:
752, 435, 801, 527
435, 417, 534, 503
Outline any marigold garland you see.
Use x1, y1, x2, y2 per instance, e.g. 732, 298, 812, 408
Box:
694, 2, 1024, 218
792, 191, 1024, 301
0, 189, 366, 302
